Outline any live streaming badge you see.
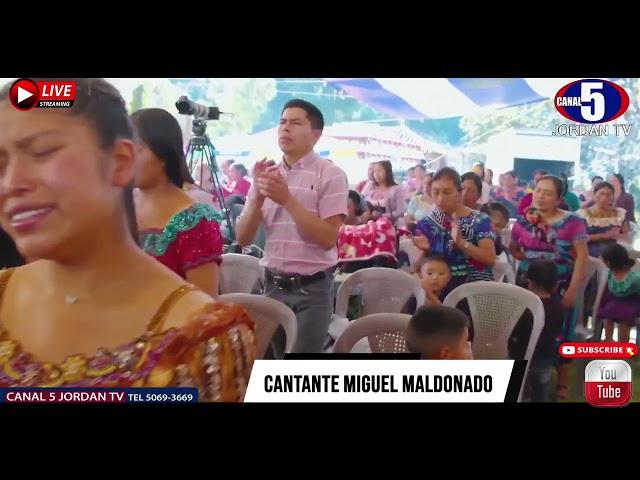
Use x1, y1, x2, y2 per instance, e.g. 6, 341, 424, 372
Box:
585, 360, 632, 407
9, 79, 39, 111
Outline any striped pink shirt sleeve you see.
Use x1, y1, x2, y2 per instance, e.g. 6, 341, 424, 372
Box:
319, 167, 348, 219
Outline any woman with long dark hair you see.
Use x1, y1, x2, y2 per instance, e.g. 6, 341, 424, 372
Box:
0, 79, 254, 397
130, 108, 225, 297
581, 173, 636, 235
608, 173, 636, 224
362, 160, 406, 225
576, 181, 629, 257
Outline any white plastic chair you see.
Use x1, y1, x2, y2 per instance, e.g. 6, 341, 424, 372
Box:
333, 313, 412, 353
329, 268, 425, 340
493, 260, 516, 284
443, 281, 545, 401
219, 253, 264, 294
398, 237, 423, 272
218, 293, 297, 359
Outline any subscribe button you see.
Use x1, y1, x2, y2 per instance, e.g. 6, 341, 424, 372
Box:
559, 342, 638, 359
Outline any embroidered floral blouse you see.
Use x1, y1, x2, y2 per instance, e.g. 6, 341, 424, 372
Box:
0, 268, 255, 401
140, 203, 225, 278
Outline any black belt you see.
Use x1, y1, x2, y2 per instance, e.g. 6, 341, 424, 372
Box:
265, 269, 330, 290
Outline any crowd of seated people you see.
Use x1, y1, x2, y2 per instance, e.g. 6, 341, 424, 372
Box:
340, 160, 638, 402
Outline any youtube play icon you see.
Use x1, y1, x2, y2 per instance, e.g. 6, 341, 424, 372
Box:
9, 79, 39, 111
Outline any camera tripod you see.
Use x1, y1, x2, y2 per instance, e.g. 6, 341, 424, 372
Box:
185, 120, 237, 248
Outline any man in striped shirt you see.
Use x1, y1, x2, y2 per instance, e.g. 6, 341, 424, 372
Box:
236, 99, 348, 353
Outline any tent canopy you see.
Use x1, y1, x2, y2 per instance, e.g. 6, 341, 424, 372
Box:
325, 78, 587, 119
215, 122, 448, 161
214, 122, 449, 184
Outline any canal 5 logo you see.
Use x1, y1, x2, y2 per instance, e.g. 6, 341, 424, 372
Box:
554, 79, 630, 124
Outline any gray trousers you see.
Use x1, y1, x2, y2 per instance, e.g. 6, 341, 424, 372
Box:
264, 270, 334, 354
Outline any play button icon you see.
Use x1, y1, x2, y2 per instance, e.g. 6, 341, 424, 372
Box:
9, 79, 39, 111
18, 86, 34, 103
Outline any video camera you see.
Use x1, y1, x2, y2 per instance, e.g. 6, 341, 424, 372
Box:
175, 96, 221, 120
175, 95, 236, 244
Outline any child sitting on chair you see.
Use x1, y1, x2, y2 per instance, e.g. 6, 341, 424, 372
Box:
417, 254, 452, 305
401, 254, 451, 314
406, 305, 473, 359
404, 255, 474, 341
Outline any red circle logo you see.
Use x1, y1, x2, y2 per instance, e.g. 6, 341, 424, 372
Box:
9, 78, 40, 111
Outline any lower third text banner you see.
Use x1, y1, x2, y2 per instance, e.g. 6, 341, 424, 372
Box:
245, 360, 524, 402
